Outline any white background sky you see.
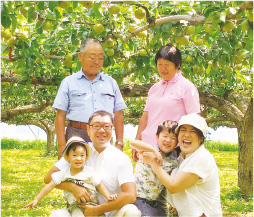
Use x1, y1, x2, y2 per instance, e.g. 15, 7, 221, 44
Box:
0, 123, 238, 143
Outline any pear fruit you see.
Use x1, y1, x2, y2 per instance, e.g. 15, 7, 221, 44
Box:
138, 31, 147, 38
135, 8, 146, 19
222, 21, 235, 32
139, 49, 147, 56
94, 24, 104, 33
106, 49, 114, 56
108, 5, 120, 15
79, 1, 94, 9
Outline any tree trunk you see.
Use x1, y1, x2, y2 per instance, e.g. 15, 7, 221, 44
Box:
237, 99, 253, 198
47, 126, 55, 152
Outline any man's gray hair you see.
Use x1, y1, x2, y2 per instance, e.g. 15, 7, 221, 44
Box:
80, 39, 102, 53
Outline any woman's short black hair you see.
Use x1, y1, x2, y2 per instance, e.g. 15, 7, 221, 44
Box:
155, 44, 182, 69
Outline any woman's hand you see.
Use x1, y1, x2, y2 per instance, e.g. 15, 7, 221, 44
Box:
153, 150, 163, 165
142, 152, 158, 166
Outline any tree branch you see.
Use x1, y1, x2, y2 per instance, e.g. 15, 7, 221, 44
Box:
1, 103, 51, 122
200, 92, 244, 124
123, 14, 205, 42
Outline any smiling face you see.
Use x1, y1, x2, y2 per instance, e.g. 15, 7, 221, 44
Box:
178, 124, 203, 155
157, 129, 178, 156
87, 115, 114, 152
78, 41, 104, 81
157, 58, 179, 81
67, 146, 87, 174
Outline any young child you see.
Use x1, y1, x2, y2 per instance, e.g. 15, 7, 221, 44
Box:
23, 136, 118, 217
131, 120, 179, 217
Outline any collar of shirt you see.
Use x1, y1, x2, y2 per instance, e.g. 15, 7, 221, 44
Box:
180, 144, 205, 159
76, 68, 105, 82
89, 141, 112, 156
154, 143, 175, 159
161, 70, 182, 85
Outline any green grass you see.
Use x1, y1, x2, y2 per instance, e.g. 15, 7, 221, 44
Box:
1, 138, 253, 216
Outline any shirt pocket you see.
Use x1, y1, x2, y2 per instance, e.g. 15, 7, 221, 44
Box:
100, 90, 115, 100
69, 90, 89, 108
100, 89, 115, 112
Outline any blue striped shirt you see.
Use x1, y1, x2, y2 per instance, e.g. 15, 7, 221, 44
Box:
53, 69, 127, 123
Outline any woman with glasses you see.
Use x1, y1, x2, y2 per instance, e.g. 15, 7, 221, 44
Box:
52, 39, 127, 160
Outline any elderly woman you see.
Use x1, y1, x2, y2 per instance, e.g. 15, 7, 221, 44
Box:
142, 113, 222, 217
133, 44, 200, 161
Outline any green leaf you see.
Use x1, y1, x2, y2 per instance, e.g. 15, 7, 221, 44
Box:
49, 1, 58, 11
28, 7, 36, 23
11, 15, 17, 32
1, 15, 11, 28
54, 8, 61, 20
161, 22, 172, 32
1, 2, 8, 14
93, 3, 102, 18
24, 1, 31, 7
37, 1, 45, 10
36, 20, 43, 34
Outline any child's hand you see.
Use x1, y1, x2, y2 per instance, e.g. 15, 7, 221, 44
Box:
108, 194, 118, 201
23, 199, 38, 210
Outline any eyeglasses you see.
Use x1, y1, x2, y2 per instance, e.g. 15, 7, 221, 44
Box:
81, 53, 104, 62
89, 123, 113, 131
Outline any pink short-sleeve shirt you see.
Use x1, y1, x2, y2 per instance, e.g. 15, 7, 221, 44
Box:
141, 71, 200, 145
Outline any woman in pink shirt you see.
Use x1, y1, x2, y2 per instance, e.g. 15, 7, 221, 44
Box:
133, 44, 200, 161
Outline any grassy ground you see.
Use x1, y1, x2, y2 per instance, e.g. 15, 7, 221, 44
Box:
1, 138, 253, 216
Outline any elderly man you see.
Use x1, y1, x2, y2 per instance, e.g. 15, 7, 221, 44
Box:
45, 111, 141, 217
53, 39, 126, 159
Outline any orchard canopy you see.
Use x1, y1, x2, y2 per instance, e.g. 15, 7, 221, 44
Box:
1, 1, 253, 197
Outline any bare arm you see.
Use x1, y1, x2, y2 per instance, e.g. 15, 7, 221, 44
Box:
132, 111, 148, 161
135, 111, 148, 140
143, 153, 199, 193
44, 166, 91, 202
96, 182, 118, 201
23, 181, 56, 209
55, 109, 67, 159
81, 182, 136, 216
114, 110, 124, 151
130, 140, 162, 164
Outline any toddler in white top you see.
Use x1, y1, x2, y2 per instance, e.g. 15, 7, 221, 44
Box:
23, 136, 117, 217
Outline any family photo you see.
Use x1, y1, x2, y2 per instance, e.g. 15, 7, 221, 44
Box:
1, 1, 253, 216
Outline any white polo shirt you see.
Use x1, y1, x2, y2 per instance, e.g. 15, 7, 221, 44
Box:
55, 142, 135, 204
167, 145, 222, 217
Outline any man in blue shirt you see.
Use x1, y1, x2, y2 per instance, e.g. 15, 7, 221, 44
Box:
53, 39, 127, 159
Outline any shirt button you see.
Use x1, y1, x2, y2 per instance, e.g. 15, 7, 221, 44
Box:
94, 99, 96, 102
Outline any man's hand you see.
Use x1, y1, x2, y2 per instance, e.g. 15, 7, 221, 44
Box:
81, 204, 100, 217
72, 184, 91, 203
132, 149, 139, 162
